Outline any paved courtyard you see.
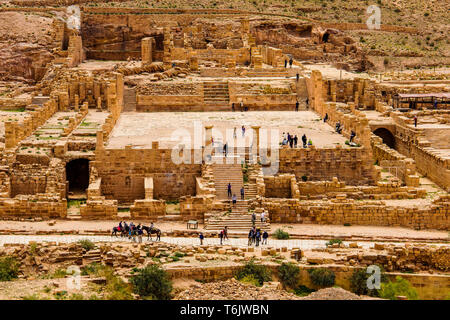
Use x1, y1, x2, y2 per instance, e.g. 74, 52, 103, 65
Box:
107, 111, 349, 149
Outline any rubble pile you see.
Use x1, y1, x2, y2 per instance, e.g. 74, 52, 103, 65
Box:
175, 278, 301, 300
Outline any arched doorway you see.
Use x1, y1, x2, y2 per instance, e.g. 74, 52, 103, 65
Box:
66, 159, 90, 194
373, 128, 396, 149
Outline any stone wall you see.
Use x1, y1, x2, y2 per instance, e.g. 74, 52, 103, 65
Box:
0, 194, 66, 219
179, 195, 215, 222
278, 146, 376, 186
296, 177, 425, 200
263, 174, 293, 198
93, 146, 202, 203
259, 196, 449, 230
130, 199, 166, 220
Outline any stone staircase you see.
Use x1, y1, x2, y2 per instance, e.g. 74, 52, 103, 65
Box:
203, 81, 230, 110
212, 161, 243, 200
244, 183, 257, 200
205, 200, 270, 233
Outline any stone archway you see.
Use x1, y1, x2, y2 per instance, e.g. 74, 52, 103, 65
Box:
66, 158, 90, 194
373, 128, 396, 149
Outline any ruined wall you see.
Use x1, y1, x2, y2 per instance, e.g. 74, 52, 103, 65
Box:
264, 175, 292, 198
260, 195, 449, 230
0, 195, 66, 219
93, 146, 202, 203
278, 146, 376, 186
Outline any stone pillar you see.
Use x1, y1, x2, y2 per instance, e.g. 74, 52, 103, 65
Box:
97, 96, 102, 111
5, 122, 15, 149
141, 37, 153, 64
74, 94, 79, 111
205, 125, 213, 148
251, 125, 260, 157
96, 130, 103, 150
189, 54, 198, 71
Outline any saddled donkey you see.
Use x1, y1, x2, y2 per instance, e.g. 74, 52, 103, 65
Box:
111, 225, 129, 238
142, 226, 161, 241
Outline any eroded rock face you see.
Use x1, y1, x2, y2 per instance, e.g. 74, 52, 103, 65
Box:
0, 12, 56, 82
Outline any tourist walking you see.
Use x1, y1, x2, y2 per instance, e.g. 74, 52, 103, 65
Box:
248, 228, 254, 246
251, 212, 256, 226
302, 134, 307, 148
223, 143, 227, 157
240, 187, 245, 200
262, 230, 269, 245
255, 229, 261, 247
261, 211, 266, 223
289, 57, 293, 68
219, 229, 224, 245
242, 125, 245, 137
324, 113, 328, 122
295, 100, 299, 112
232, 194, 237, 207
223, 226, 229, 241
227, 183, 232, 198
414, 115, 418, 127
284, 59, 287, 68
293, 135, 298, 148
350, 130, 356, 143
199, 232, 204, 245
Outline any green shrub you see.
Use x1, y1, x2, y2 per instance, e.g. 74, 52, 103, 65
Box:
301, 175, 308, 182
0, 256, 20, 281
130, 265, 173, 300
238, 274, 260, 287
294, 285, 315, 297
278, 263, 300, 289
349, 266, 387, 297
96, 265, 133, 300
326, 238, 343, 247
77, 239, 96, 251
379, 276, 418, 300
235, 259, 272, 286
273, 229, 290, 240
308, 268, 335, 288
81, 262, 104, 276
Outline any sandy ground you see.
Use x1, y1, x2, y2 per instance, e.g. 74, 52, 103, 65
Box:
0, 220, 447, 241
106, 111, 348, 149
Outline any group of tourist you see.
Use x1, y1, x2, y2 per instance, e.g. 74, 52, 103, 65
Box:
284, 57, 294, 68
231, 101, 248, 112
248, 227, 269, 247
114, 221, 155, 243
228, 183, 245, 202
294, 98, 308, 112
281, 132, 310, 148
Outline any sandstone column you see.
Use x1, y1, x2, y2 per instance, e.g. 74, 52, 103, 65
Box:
251, 125, 261, 158
141, 37, 153, 65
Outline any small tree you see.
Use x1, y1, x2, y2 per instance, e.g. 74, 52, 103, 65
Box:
350, 266, 387, 297
379, 276, 418, 300
77, 239, 96, 251
235, 259, 272, 286
0, 256, 20, 281
278, 263, 300, 289
308, 268, 335, 288
273, 229, 290, 240
131, 265, 173, 300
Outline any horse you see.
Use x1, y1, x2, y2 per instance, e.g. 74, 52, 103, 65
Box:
142, 226, 161, 241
